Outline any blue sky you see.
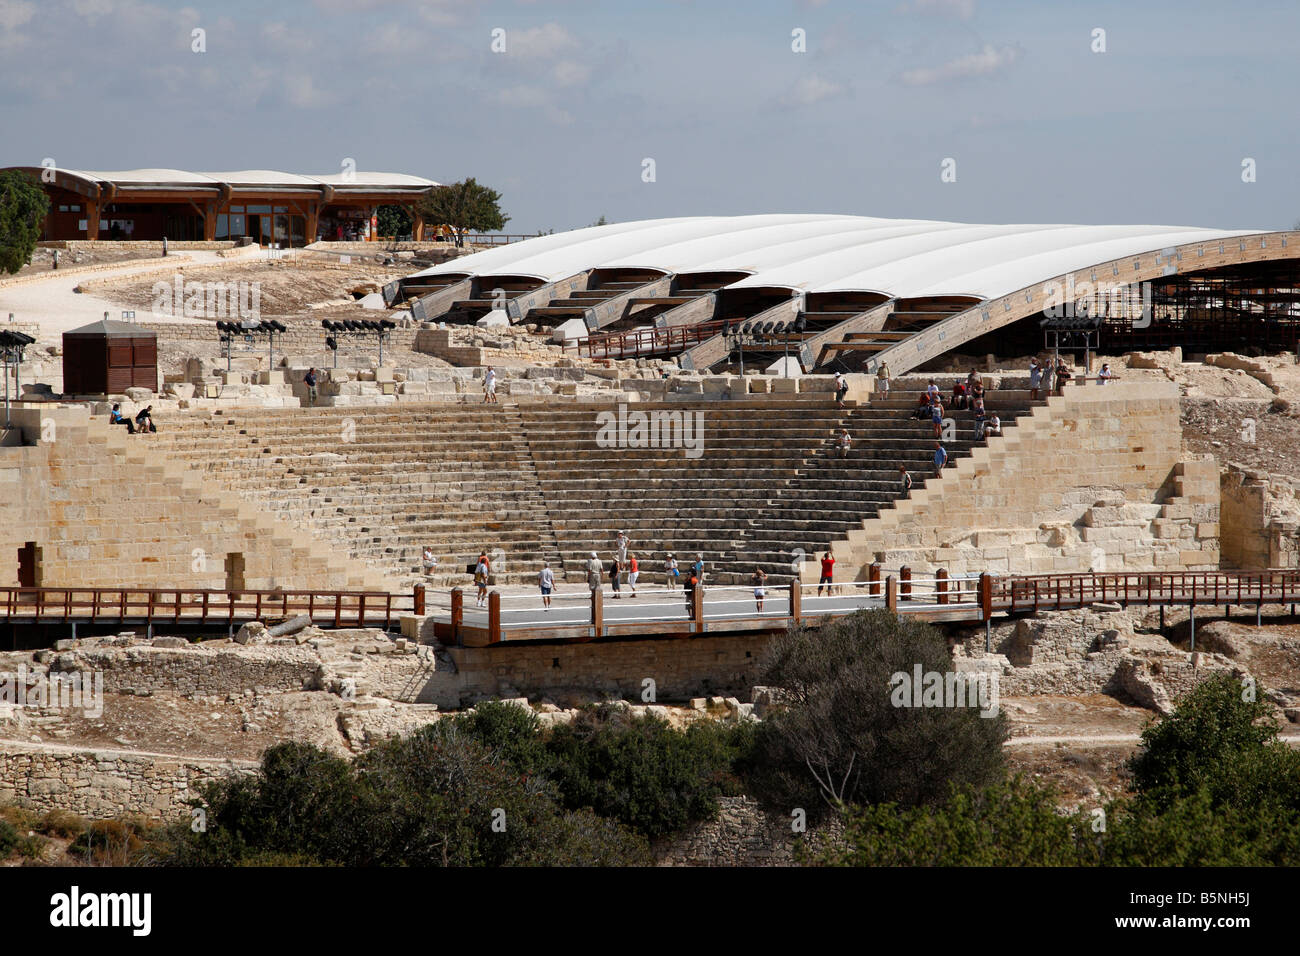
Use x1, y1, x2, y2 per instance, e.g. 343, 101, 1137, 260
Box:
1, 0, 1295, 233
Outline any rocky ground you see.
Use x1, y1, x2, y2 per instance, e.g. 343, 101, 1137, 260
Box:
12, 245, 160, 278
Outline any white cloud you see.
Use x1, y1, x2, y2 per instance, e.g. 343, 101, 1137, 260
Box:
900, 43, 1020, 86
508, 22, 578, 59
897, 0, 976, 20
552, 59, 589, 87
0, 0, 35, 48
284, 72, 332, 109
780, 73, 845, 106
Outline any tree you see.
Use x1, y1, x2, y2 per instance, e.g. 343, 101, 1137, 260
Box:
0, 170, 50, 275
375, 204, 412, 240
416, 178, 510, 248
749, 610, 1008, 817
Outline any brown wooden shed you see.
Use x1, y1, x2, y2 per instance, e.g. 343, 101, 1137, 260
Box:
62, 319, 158, 395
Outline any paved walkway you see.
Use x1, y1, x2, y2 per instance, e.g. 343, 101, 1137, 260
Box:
0, 252, 226, 342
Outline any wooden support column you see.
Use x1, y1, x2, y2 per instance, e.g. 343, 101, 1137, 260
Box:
900, 566, 912, 601
591, 586, 603, 638
936, 568, 949, 605
306, 200, 320, 245
487, 591, 501, 644
450, 587, 463, 644
692, 584, 705, 634
412, 209, 425, 242
885, 576, 898, 613
788, 581, 800, 624
413, 584, 426, 616
868, 561, 881, 597
203, 201, 218, 241
84, 199, 99, 240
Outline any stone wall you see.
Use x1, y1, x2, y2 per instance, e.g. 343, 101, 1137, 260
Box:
655, 795, 843, 866
817, 382, 1220, 579
444, 631, 780, 707
47, 644, 322, 698
0, 740, 253, 819
1220, 465, 1300, 569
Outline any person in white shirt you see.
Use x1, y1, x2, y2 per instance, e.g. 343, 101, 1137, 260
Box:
483, 366, 498, 404
538, 562, 555, 610
836, 428, 852, 459
421, 546, 437, 575
665, 553, 679, 590
585, 551, 602, 592
986, 414, 1002, 437
1098, 363, 1113, 385
615, 531, 630, 565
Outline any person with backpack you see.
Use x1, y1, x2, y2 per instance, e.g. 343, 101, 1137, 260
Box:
473, 552, 490, 607
608, 557, 623, 599
665, 553, 679, 589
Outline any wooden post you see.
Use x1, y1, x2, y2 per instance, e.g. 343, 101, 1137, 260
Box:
693, 582, 705, 634
885, 575, 898, 613
979, 572, 993, 623
899, 566, 912, 601
450, 587, 463, 644
936, 568, 949, 605
413, 584, 426, 616
488, 591, 501, 645
868, 561, 881, 597
789, 581, 801, 624
591, 586, 603, 638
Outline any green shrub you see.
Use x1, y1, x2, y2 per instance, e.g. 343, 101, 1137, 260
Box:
0, 819, 18, 858
750, 610, 1008, 817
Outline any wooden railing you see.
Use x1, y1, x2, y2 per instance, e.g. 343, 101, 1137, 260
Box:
0, 587, 396, 629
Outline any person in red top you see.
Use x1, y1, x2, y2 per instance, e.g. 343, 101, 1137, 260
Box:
818, 549, 835, 597
627, 553, 639, 596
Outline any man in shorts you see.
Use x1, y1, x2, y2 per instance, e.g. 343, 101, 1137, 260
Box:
626, 553, 639, 596
484, 366, 498, 404
752, 567, 768, 613
665, 553, 679, 589
585, 551, 602, 593
834, 372, 849, 408
933, 441, 948, 478
538, 561, 555, 610
1028, 357, 1042, 400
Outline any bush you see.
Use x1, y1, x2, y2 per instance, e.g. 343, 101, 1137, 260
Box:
446, 700, 549, 778
750, 610, 1008, 816
0, 170, 50, 275
544, 705, 754, 839
0, 819, 18, 858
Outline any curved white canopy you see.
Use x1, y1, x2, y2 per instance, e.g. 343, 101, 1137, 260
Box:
413, 215, 1267, 301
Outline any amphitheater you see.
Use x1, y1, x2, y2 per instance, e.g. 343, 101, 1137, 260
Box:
4, 214, 1300, 858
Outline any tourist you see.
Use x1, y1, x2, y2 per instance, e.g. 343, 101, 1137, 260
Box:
1028, 357, 1042, 400
876, 363, 890, 400
966, 368, 982, 393
986, 414, 1002, 437
474, 552, 490, 607
973, 397, 986, 440
926, 379, 940, 404
483, 366, 497, 404
615, 530, 630, 565
304, 367, 318, 406
609, 557, 623, 598
627, 553, 639, 596
1055, 359, 1072, 394
1098, 362, 1113, 386
692, 554, 705, 585
109, 403, 134, 434
538, 561, 555, 610
899, 465, 913, 495
665, 553, 679, 589
818, 549, 835, 597
752, 567, 768, 613
933, 440, 948, 477
914, 393, 932, 420
1041, 359, 1056, 395
134, 406, 157, 433
836, 428, 852, 459
969, 377, 985, 404
683, 568, 698, 613
833, 371, 849, 408
950, 379, 968, 410
930, 399, 945, 439
584, 551, 603, 594
421, 546, 437, 575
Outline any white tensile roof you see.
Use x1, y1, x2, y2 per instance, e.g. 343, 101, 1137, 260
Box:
410, 214, 1267, 301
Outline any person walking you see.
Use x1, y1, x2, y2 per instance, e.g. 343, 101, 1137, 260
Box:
876, 362, 891, 401
304, 367, 318, 406
834, 371, 849, 408
683, 568, 699, 613
474, 552, 490, 607
626, 553, 639, 596
752, 567, 768, 613
930, 399, 945, 439
973, 397, 986, 441
898, 465, 913, 495
665, 553, 679, 589
538, 561, 555, 610
933, 441, 948, 478
818, 550, 835, 597
608, 557, 622, 598
585, 551, 603, 594
483, 366, 498, 404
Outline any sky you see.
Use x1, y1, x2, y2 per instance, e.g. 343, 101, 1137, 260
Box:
0, 0, 1296, 235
